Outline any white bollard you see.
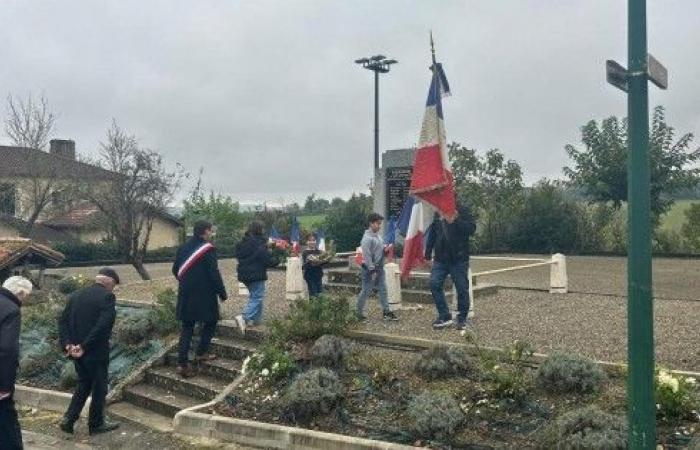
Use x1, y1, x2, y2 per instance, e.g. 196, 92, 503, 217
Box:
286, 256, 305, 300
468, 267, 475, 318
238, 282, 249, 296
549, 253, 568, 294
384, 262, 402, 311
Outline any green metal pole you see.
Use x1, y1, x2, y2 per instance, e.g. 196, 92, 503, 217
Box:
627, 0, 655, 448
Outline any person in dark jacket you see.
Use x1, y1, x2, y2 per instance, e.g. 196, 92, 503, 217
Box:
235, 221, 276, 333
0, 276, 33, 450
424, 203, 477, 330
301, 235, 324, 297
58, 268, 120, 436
172, 220, 227, 378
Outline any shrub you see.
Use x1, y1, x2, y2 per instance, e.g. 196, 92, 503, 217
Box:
407, 391, 464, 441
53, 241, 120, 263
655, 368, 698, 420
653, 229, 685, 254
536, 352, 606, 395
537, 405, 627, 450
59, 361, 78, 390
414, 345, 480, 381
682, 203, 700, 253
323, 193, 373, 251
310, 335, 351, 370
282, 368, 344, 423
114, 315, 154, 346
57, 274, 92, 295
148, 288, 178, 336
467, 336, 534, 402
245, 343, 297, 384
19, 339, 57, 377
269, 294, 355, 343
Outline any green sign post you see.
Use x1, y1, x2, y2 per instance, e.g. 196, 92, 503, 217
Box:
607, 1, 668, 448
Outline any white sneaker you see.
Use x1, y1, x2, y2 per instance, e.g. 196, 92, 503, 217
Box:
235, 315, 246, 334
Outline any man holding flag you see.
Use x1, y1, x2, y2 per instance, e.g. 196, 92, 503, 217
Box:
400, 36, 476, 329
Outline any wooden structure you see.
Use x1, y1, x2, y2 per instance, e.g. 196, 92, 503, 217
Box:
0, 238, 65, 287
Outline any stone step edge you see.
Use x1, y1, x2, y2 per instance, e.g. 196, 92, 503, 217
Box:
124, 383, 199, 418
174, 410, 416, 450
146, 367, 226, 401
108, 401, 174, 433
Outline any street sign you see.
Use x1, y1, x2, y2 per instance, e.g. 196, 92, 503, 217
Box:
606, 60, 628, 92
647, 53, 668, 89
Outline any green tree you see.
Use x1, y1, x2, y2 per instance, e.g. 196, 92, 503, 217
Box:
448, 143, 524, 251
681, 203, 700, 252
564, 106, 700, 225
324, 193, 373, 251
303, 193, 331, 214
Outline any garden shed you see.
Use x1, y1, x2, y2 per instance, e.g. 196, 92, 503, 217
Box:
0, 238, 64, 286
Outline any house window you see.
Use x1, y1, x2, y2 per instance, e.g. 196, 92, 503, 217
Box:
0, 183, 16, 216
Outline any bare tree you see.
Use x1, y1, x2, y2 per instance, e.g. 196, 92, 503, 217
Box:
4, 93, 58, 235
78, 120, 184, 280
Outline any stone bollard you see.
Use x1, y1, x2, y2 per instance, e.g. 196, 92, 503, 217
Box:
238, 282, 249, 296
468, 267, 475, 318
385, 262, 402, 311
549, 253, 568, 294
286, 256, 305, 300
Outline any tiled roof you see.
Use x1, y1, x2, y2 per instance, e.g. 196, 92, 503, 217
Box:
0, 238, 65, 271
0, 214, 75, 244
0, 145, 117, 179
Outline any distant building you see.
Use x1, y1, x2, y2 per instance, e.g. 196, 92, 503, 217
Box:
0, 139, 182, 250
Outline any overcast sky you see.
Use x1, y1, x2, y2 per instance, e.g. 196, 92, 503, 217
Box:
1, 1, 698, 204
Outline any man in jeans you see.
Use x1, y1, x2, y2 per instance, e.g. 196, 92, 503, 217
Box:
425, 204, 476, 330
356, 213, 399, 322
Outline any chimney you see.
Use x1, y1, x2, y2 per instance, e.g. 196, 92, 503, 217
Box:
49, 139, 76, 160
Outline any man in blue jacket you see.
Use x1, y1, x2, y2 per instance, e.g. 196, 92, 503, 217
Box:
0, 276, 33, 450
425, 203, 477, 330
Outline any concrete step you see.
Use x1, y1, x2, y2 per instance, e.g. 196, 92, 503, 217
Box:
165, 353, 242, 382
123, 383, 201, 418
327, 269, 453, 291
217, 319, 266, 343
209, 337, 257, 360
145, 365, 228, 401
108, 401, 173, 433
325, 282, 498, 304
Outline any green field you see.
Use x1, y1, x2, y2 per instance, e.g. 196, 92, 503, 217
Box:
298, 214, 326, 230
660, 199, 699, 233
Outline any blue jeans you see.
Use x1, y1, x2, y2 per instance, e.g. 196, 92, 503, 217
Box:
242, 281, 265, 324
356, 266, 390, 315
430, 260, 470, 322
305, 276, 323, 297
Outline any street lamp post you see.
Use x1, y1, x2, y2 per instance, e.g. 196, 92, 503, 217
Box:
355, 55, 398, 172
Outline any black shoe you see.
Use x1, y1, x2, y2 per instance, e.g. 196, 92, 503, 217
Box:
456, 319, 470, 331
89, 420, 120, 435
432, 318, 454, 329
59, 418, 74, 434
383, 311, 399, 321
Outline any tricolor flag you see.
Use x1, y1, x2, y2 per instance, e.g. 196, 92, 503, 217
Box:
269, 225, 289, 249
383, 217, 397, 262
401, 47, 455, 279
290, 217, 301, 256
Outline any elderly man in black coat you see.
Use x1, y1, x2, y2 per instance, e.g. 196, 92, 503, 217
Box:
173, 220, 227, 378
59, 268, 121, 436
0, 276, 33, 450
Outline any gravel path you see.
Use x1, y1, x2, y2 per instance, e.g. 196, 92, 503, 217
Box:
50, 256, 700, 372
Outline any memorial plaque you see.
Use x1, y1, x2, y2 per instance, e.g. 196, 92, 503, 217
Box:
385, 166, 412, 219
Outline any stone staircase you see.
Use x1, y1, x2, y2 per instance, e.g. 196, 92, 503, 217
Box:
108, 320, 261, 431
325, 268, 498, 304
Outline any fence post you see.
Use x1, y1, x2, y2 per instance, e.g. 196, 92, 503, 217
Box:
468, 267, 475, 318
286, 256, 305, 300
549, 253, 568, 294
385, 262, 402, 311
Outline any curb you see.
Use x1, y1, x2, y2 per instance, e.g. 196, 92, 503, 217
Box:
174, 411, 416, 450
14, 385, 90, 415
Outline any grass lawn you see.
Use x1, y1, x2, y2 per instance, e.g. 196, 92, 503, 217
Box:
298, 214, 326, 230
660, 199, 698, 233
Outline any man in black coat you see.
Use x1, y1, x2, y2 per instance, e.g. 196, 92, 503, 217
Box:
58, 268, 120, 436
0, 276, 33, 450
425, 203, 477, 331
173, 220, 227, 378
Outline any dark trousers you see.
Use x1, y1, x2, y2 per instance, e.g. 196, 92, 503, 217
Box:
64, 358, 109, 429
0, 397, 23, 450
305, 276, 323, 297
178, 320, 217, 365
430, 260, 471, 322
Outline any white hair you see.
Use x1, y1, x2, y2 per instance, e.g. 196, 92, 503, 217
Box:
2, 276, 33, 297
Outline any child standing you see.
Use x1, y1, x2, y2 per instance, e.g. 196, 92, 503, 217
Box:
302, 236, 324, 297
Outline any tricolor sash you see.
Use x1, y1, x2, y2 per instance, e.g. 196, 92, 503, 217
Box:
177, 242, 215, 280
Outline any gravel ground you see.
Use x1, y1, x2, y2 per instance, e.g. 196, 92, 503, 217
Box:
49, 256, 700, 372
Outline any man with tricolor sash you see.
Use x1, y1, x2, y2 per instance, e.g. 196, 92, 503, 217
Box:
172, 220, 227, 378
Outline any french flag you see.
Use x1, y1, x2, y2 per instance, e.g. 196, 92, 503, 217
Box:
290, 217, 301, 256
383, 217, 397, 262
401, 57, 455, 279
